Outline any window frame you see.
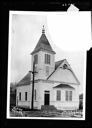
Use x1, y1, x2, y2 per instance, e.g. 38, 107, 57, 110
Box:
25, 92, 27, 101
34, 54, 38, 64
69, 91, 72, 101
65, 90, 72, 101
19, 92, 21, 101
65, 91, 68, 101
56, 90, 61, 101
34, 89, 36, 101
45, 54, 50, 64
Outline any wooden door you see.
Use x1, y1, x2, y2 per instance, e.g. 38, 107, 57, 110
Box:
44, 91, 50, 105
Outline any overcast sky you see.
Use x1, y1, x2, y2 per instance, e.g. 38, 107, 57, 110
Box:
9, 11, 91, 94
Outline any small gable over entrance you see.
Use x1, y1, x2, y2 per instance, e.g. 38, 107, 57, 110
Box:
53, 84, 75, 89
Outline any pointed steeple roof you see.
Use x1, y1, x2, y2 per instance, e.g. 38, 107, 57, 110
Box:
31, 26, 56, 55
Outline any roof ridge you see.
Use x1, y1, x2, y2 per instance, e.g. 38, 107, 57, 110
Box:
55, 59, 66, 63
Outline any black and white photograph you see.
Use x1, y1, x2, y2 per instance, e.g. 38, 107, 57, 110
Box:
7, 11, 91, 120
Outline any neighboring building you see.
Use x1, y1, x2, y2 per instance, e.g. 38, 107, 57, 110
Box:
79, 94, 83, 110
10, 83, 16, 109
16, 26, 80, 110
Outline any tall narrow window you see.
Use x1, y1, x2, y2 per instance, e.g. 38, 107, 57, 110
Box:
69, 91, 72, 101
65, 91, 72, 101
45, 54, 47, 64
66, 91, 68, 101
56, 90, 61, 101
25, 92, 27, 101
45, 54, 50, 64
34, 89, 36, 101
34, 54, 38, 64
19, 92, 21, 101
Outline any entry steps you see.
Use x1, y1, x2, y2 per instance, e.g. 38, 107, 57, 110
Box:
41, 105, 57, 111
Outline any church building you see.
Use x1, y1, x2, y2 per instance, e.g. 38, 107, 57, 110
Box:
16, 26, 80, 110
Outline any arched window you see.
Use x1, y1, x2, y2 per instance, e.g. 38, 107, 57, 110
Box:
34, 54, 38, 64
63, 64, 68, 69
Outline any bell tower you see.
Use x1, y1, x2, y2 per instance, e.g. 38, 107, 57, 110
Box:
31, 26, 56, 80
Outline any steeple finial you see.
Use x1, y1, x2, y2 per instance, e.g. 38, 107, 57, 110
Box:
42, 25, 45, 34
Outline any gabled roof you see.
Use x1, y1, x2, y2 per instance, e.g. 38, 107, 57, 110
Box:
53, 84, 74, 89
31, 28, 56, 55
55, 59, 65, 70
47, 59, 80, 85
17, 71, 31, 87
47, 59, 65, 79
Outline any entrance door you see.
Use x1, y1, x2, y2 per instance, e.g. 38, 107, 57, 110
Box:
44, 91, 50, 105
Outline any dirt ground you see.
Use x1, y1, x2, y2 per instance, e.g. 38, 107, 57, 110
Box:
10, 109, 83, 118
